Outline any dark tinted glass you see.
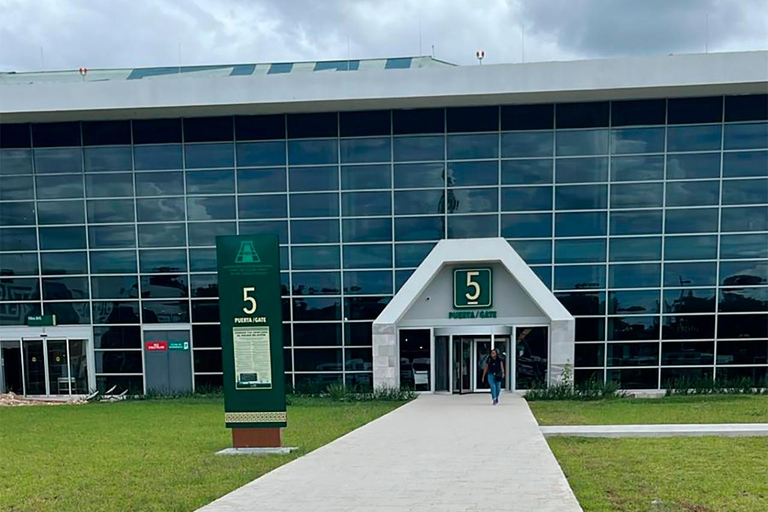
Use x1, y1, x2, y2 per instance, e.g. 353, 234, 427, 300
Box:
291, 219, 339, 244
502, 213, 552, 238
447, 134, 498, 160
185, 143, 234, 168
556, 130, 608, 156
554, 239, 604, 263
342, 191, 391, 216
609, 263, 661, 288
192, 325, 222, 348
189, 248, 217, 272
34, 147, 83, 174
238, 194, 287, 219
667, 125, 721, 152
512, 239, 553, 264
664, 235, 717, 261
132, 119, 182, 144
345, 297, 390, 320
575, 343, 604, 367
183, 117, 233, 142
287, 113, 337, 139
32, 122, 80, 147
555, 291, 605, 315
0, 176, 33, 200
0, 149, 33, 175
294, 349, 342, 371
292, 272, 341, 295
1, 253, 39, 275
0, 202, 35, 225
86, 173, 134, 198
717, 340, 768, 365
340, 111, 390, 137
36, 174, 84, 199
610, 210, 662, 235
718, 314, 768, 339
343, 218, 391, 243
84, 146, 132, 172
663, 315, 715, 339
135, 171, 184, 196
37, 200, 84, 225
608, 289, 659, 314
721, 206, 768, 232
723, 151, 768, 178
239, 220, 288, 241
238, 168, 286, 193
186, 196, 236, 221
137, 197, 184, 222
343, 245, 392, 269
608, 317, 660, 341
0, 278, 38, 301
720, 233, 768, 259
293, 323, 342, 347
501, 186, 552, 211
447, 106, 497, 133
393, 108, 444, 135
554, 265, 605, 290
189, 274, 218, 297
662, 342, 714, 365
395, 216, 444, 241
664, 261, 717, 287
556, 102, 608, 128
289, 166, 337, 192
449, 215, 498, 239
556, 184, 607, 210
188, 221, 236, 246
575, 317, 605, 341
40, 251, 87, 275
501, 104, 553, 130
138, 223, 186, 248
555, 211, 606, 237
292, 245, 340, 270
665, 208, 718, 234
39, 226, 86, 250
340, 138, 390, 164
607, 342, 659, 364
394, 163, 444, 188
719, 287, 768, 313
235, 115, 285, 141
89, 250, 136, 274
186, 170, 235, 194
89, 225, 136, 248
393, 136, 444, 162
140, 275, 188, 298
142, 300, 189, 323
344, 270, 392, 295
666, 181, 719, 207
611, 128, 665, 155
448, 189, 497, 214
193, 348, 222, 372
725, 94, 768, 122
0, 227, 36, 251
555, 157, 608, 183
93, 326, 141, 348
667, 153, 719, 180
91, 276, 139, 299
394, 243, 434, 268
43, 301, 90, 324
237, 141, 286, 166
0, 123, 31, 148
724, 122, 768, 150
290, 193, 338, 218
501, 132, 553, 158
668, 96, 722, 124
288, 140, 337, 165
293, 297, 341, 322
611, 99, 666, 127
611, 182, 662, 209
722, 179, 768, 205
611, 155, 664, 182
139, 249, 187, 273
134, 145, 183, 170
609, 237, 661, 262
82, 121, 130, 146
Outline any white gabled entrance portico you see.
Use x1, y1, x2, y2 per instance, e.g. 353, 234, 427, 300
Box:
372, 238, 575, 392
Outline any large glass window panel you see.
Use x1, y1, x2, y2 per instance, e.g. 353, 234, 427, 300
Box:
341, 164, 390, 190
447, 161, 497, 187
510, 239, 552, 264
664, 288, 715, 313
555, 211, 606, 237
292, 272, 341, 295
190, 274, 218, 298
664, 261, 717, 287
500, 131, 553, 158
89, 225, 136, 249
393, 136, 444, 162
608, 318, 660, 342
86, 199, 134, 224
724, 122, 768, 150
557, 102, 609, 129
287, 113, 337, 139
716, 340, 768, 365
663, 315, 715, 340
343, 244, 393, 269
345, 297, 390, 321
664, 235, 717, 261
720, 233, 768, 259
238, 194, 287, 219
340, 138, 390, 164
720, 260, 767, 286
555, 291, 605, 315
609, 237, 661, 262
394, 163, 444, 189
291, 219, 339, 244
184, 143, 234, 169
556, 130, 608, 156
719, 287, 768, 312
293, 348, 343, 372
668, 97, 722, 124
448, 215, 498, 239
666, 181, 719, 207
501, 186, 552, 211
293, 323, 342, 347
0, 227, 36, 251
607, 342, 659, 364
344, 270, 392, 295
35, 175, 83, 199
42, 277, 88, 300
134, 144, 183, 171
189, 248, 217, 272
288, 140, 338, 165
291, 245, 340, 270
0, 176, 33, 200
93, 326, 141, 348
501, 213, 552, 238
609, 263, 661, 289
721, 206, 768, 232
607, 368, 659, 389
662, 341, 715, 366
575, 343, 604, 367
609, 290, 660, 315
34, 148, 83, 174
41, 252, 86, 275
184, 117, 233, 143
611, 155, 664, 182
556, 184, 607, 210
610, 183, 663, 209
396, 269, 415, 291
555, 239, 605, 264
289, 166, 338, 192
500, 103, 554, 131
667, 125, 721, 152
37, 200, 84, 225
239, 220, 288, 242
185, 170, 235, 194
0, 202, 35, 226
501, 159, 552, 185
39, 226, 86, 250
718, 314, 768, 339
91, 276, 139, 299
142, 300, 189, 323
339, 111, 389, 137
532, 266, 552, 289
138, 223, 186, 248
343, 218, 391, 243
290, 192, 339, 218
0, 149, 33, 175
576, 317, 605, 342
723, 151, 768, 178
725, 95, 768, 122
555, 157, 607, 184
666, 153, 720, 180
611, 127, 665, 155
0, 302, 41, 326
237, 168, 286, 193
140, 275, 188, 298
293, 298, 341, 322
135, 171, 184, 197
449, 188, 498, 213
85, 173, 134, 198
188, 221, 236, 247
555, 265, 606, 290
394, 189, 444, 215
89, 250, 136, 274
666, 208, 718, 234
342, 191, 391, 217
722, 179, 768, 205
447, 134, 498, 160
186, 196, 235, 220
394, 243, 435, 268
610, 210, 662, 235
139, 249, 187, 273
84, 146, 132, 172
393, 108, 444, 135
236, 141, 286, 166
394, 216, 444, 241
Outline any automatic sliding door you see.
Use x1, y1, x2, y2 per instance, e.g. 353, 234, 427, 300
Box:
22, 340, 46, 395
434, 336, 449, 392
47, 340, 70, 395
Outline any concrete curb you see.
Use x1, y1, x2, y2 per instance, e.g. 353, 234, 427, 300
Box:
541, 423, 768, 438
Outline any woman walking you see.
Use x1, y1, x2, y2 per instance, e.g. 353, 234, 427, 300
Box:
482, 349, 505, 405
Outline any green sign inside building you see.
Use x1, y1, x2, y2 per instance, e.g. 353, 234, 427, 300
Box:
216, 235, 286, 430
453, 268, 493, 309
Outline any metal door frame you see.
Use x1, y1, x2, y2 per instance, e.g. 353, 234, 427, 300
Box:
20, 337, 72, 396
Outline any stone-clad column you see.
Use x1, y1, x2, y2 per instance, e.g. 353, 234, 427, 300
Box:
548, 318, 576, 386
372, 323, 397, 389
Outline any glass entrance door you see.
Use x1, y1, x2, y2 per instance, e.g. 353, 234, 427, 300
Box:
22, 340, 46, 395
475, 339, 491, 390
20, 338, 90, 396
452, 337, 472, 394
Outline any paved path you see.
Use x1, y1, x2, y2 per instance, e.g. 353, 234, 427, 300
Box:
199, 393, 582, 512
541, 423, 768, 438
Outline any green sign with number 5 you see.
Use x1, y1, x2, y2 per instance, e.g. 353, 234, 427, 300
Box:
453, 268, 493, 309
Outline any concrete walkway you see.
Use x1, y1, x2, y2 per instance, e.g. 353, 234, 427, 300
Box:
198, 393, 582, 512
541, 423, 768, 438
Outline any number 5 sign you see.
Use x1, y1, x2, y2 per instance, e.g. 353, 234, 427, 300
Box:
453, 268, 493, 309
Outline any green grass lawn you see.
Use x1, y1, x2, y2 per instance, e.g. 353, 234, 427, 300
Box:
0, 397, 403, 512
550, 437, 768, 512
529, 394, 768, 426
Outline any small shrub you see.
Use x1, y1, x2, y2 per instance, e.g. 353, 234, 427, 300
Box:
665, 376, 765, 396
326, 383, 347, 401
524, 378, 624, 401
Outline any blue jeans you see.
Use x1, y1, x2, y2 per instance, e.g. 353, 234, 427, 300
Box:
488, 373, 502, 401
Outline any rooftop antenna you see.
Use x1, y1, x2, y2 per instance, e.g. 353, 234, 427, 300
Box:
476, 50, 485, 65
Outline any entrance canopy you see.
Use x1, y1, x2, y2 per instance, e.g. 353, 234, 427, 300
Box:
372, 238, 575, 389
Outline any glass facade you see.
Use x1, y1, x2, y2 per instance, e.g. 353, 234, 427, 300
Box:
1, 94, 767, 391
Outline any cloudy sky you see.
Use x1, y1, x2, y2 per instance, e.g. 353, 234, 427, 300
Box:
1, 0, 767, 72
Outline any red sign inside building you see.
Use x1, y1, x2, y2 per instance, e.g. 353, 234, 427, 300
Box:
145, 341, 168, 352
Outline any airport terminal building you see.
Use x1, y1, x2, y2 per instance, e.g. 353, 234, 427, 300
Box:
0, 52, 766, 396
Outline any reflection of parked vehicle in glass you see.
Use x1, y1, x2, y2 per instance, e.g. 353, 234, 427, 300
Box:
345, 358, 372, 371
412, 358, 430, 387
